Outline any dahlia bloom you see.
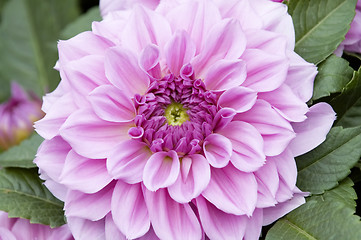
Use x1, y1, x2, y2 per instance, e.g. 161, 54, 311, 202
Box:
35, 0, 336, 239
335, 0, 361, 55
0, 211, 73, 240
0, 82, 44, 151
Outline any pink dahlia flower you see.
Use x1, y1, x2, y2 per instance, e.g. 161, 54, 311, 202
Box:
0, 82, 44, 151
336, 0, 361, 55
0, 211, 73, 240
35, 0, 336, 239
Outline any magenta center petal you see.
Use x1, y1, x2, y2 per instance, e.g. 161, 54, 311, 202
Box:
133, 68, 218, 157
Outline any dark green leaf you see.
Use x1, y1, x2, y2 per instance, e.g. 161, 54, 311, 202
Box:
266, 179, 361, 240
0, 168, 65, 227
0, 0, 80, 101
0, 134, 43, 168
288, 0, 357, 64
312, 55, 353, 100
61, 6, 101, 40
296, 126, 361, 194
331, 67, 361, 128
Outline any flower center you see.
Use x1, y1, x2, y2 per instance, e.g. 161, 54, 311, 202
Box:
132, 66, 217, 156
165, 102, 189, 126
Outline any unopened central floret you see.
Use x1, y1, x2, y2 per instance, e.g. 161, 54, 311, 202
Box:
133, 71, 217, 155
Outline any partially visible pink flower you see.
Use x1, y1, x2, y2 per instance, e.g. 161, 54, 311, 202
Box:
0, 211, 74, 240
336, 1, 361, 55
0, 82, 44, 151
100, 0, 160, 17
35, 0, 336, 239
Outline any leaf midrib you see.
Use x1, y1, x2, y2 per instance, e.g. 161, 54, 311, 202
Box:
283, 219, 318, 240
295, 0, 350, 48
0, 187, 64, 208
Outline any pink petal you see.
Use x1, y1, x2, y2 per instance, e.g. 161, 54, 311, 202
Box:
217, 121, 265, 172
89, 85, 136, 122
59, 150, 113, 194
212, 108, 237, 132
144, 188, 202, 240
270, 149, 297, 191
234, 100, 295, 156
58, 31, 114, 64
105, 214, 126, 240
202, 164, 257, 216
168, 154, 211, 203
105, 46, 150, 97
138, 227, 159, 240
258, 84, 308, 122
67, 217, 106, 240
121, 5, 171, 54
65, 182, 115, 221
143, 151, 180, 191
164, 30, 196, 76
285, 51, 318, 102
263, 189, 306, 225
0, 228, 16, 240
111, 182, 150, 239
34, 137, 71, 181
139, 44, 162, 79
196, 196, 247, 240
289, 102, 336, 157
63, 55, 109, 107
192, 19, 246, 78
212, 0, 262, 30
166, 1, 222, 54
241, 49, 289, 92
204, 59, 247, 91
218, 86, 257, 113
203, 133, 232, 168
100, 0, 160, 17
254, 159, 279, 208
60, 109, 131, 159
245, 29, 287, 56
107, 140, 151, 183
244, 209, 263, 240
35, 93, 77, 140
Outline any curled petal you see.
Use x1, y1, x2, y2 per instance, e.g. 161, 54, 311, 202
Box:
143, 151, 180, 191
217, 121, 265, 172
168, 154, 211, 203
144, 188, 202, 240
289, 102, 336, 157
111, 182, 150, 239
107, 140, 151, 183
203, 133, 232, 168
212, 107, 236, 132
89, 85, 136, 122
202, 165, 257, 216
139, 44, 162, 79
218, 86, 257, 113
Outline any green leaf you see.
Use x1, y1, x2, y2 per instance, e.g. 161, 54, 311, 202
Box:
331, 68, 361, 128
0, 134, 43, 168
312, 55, 353, 100
0, 168, 65, 227
266, 179, 361, 240
296, 126, 361, 194
61, 6, 101, 40
288, 0, 357, 64
0, 0, 80, 101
